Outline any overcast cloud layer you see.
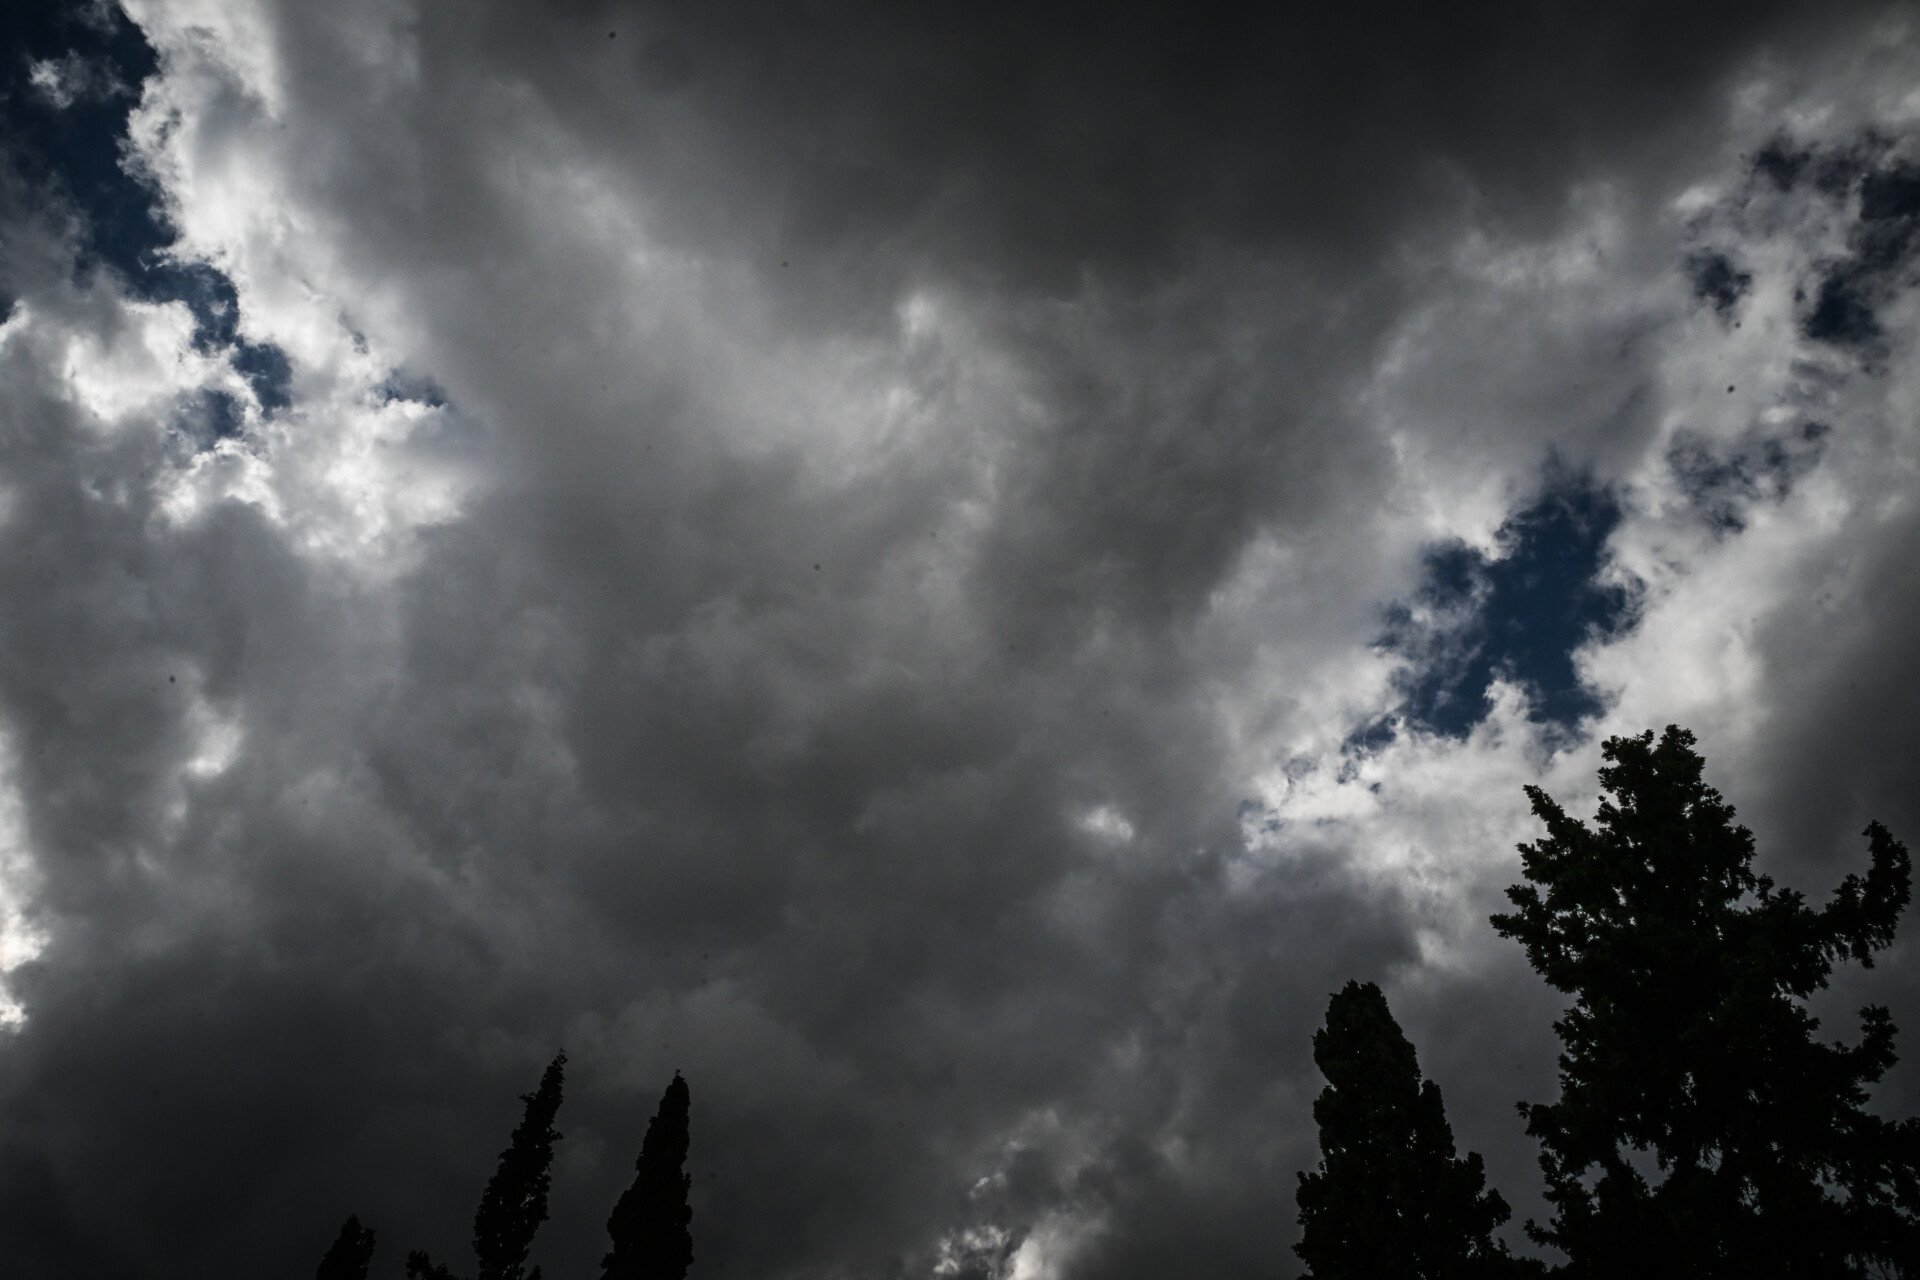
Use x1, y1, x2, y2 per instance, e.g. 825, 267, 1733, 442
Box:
2, 3, 1919, 1277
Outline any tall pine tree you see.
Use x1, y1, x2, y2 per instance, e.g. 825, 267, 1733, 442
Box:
1493, 726, 1920, 1277
601, 1072, 694, 1280
408, 1052, 567, 1280
1295, 981, 1531, 1279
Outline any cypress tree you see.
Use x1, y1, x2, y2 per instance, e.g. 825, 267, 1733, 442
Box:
473, 1052, 566, 1280
408, 1052, 567, 1280
315, 1214, 377, 1280
1492, 726, 1920, 1277
601, 1072, 694, 1280
1295, 981, 1530, 1279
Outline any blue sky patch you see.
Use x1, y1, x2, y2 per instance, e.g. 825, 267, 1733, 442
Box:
2, 2, 291, 430
1686, 251, 1752, 317
378, 369, 451, 409
1374, 475, 1635, 741
232, 339, 293, 413
1748, 136, 1920, 353
1668, 420, 1830, 535
1, 2, 161, 282
187, 387, 247, 444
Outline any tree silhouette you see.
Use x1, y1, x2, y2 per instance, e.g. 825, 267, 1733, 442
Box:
404, 1253, 458, 1280
1492, 726, 1920, 1277
1295, 980, 1532, 1279
315, 1214, 376, 1280
408, 1052, 567, 1280
601, 1072, 694, 1280
473, 1052, 566, 1280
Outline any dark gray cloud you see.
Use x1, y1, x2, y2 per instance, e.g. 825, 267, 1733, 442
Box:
0, 2, 1917, 1278
466, 1, 1855, 299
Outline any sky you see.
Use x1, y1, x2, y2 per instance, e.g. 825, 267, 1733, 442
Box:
1, 2, 1918, 1276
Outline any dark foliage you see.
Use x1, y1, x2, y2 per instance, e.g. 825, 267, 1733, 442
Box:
314, 1214, 376, 1280
405, 1251, 461, 1280
1492, 726, 1920, 1277
408, 1053, 566, 1280
1295, 981, 1534, 1279
473, 1053, 566, 1280
602, 1072, 695, 1280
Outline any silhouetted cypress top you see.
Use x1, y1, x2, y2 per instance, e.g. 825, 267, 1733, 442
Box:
1493, 726, 1918, 1277
1295, 981, 1528, 1279
315, 1214, 377, 1280
408, 1053, 566, 1280
472, 1052, 566, 1280
601, 1072, 693, 1280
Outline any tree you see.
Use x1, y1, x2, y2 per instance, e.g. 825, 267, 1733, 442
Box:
473, 1052, 566, 1280
601, 1072, 694, 1280
315, 1214, 377, 1280
1295, 981, 1532, 1279
1492, 726, 1920, 1277
409, 1052, 567, 1280
404, 1253, 459, 1280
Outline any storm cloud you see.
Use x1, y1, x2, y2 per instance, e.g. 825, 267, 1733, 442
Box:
1, 2, 1918, 1277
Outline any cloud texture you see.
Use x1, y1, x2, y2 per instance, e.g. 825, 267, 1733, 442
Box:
1, 2, 1918, 1276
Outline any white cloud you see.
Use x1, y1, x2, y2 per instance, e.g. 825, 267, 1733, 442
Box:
26, 53, 125, 109
0, 732, 45, 1028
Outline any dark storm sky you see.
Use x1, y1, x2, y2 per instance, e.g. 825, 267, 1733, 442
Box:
2, 2, 1918, 1277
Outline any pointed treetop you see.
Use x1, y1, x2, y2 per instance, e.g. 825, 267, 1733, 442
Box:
316, 1214, 377, 1280
1295, 981, 1529, 1279
470, 1051, 566, 1280
601, 1072, 694, 1280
